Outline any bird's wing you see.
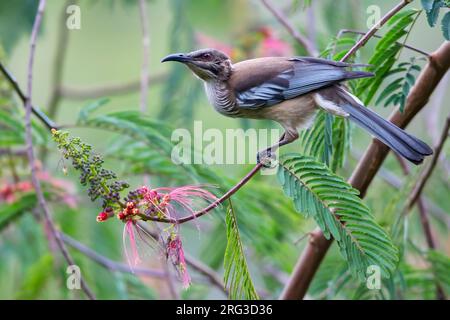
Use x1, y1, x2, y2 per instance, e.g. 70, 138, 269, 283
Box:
231, 57, 372, 109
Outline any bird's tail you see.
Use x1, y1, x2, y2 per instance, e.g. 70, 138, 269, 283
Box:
335, 86, 433, 165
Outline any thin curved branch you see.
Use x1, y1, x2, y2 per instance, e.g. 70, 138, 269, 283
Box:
337, 29, 430, 57
138, 0, 150, 113
340, 0, 413, 61
60, 233, 166, 278
23, 0, 95, 300
0, 62, 57, 130
58, 73, 167, 100
142, 163, 263, 224
405, 116, 450, 211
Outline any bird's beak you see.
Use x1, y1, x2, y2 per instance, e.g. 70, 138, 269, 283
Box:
161, 53, 192, 63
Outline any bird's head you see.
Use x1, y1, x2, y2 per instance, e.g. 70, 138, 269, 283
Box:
161, 48, 232, 81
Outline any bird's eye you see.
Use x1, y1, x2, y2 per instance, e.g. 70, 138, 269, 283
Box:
202, 53, 212, 60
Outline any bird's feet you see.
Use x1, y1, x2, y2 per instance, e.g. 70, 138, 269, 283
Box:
257, 149, 278, 168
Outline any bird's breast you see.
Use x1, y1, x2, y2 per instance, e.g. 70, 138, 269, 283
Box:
204, 81, 239, 117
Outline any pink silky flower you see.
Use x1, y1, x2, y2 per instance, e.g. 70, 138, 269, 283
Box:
117, 184, 217, 287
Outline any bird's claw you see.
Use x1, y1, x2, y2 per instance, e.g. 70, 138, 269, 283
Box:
257, 149, 277, 168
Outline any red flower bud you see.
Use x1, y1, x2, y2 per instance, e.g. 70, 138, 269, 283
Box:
96, 212, 109, 222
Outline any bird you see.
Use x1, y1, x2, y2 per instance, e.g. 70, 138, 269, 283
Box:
161, 48, 433, 165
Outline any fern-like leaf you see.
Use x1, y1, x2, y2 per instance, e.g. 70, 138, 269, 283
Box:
375, 57, 424, 112
355, 9, 420, 105
223, 200, 259, 300
278, 154, 398, 280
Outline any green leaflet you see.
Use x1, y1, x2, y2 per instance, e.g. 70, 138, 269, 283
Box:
299, 111, 350, 172
427, 250, 450, 295
375, 57, 424, 113
442, 11, 450, 40
355, 9, 420, 106
223, 200, 259, 300
277, 154, 399, 280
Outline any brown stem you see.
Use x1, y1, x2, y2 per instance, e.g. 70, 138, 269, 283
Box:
58, 73, 167, 100
23, 0, 95, 300
0, 62, 57, 130
60, 233, 166, 278
405, 116, 450, 211
142, 163, 263, 224
281, 40, 450, 300
47, 0, 73, 119
396, 142, 447, 300
260, 0, 318, 56
138, 0, 150, 113
337, 29, 430, 57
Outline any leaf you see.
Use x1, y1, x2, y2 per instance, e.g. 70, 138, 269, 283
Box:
223, 200, 259, 300
0, 193, 37, 230
355, 10, 419, 105
77, 98, 110, 124
421, 0, 435, 11
427, 250, 450, 294
425, 0, 443, 27
277, 154, 399, 280
442, 11, 450, 40
16, 253, 54, 299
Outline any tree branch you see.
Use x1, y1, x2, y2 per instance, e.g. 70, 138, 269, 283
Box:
0, 62, 57, 130
260, 0, 318, 56
60, 233, 167, 278
58, 73, 167, 101
138, 0, 150, 113
281, 41, 450, 300
142, 163, 264, 224
23, 0, 95, 300
337, 29, 430, 57
405, 116, 449, 211
340, 0, 413, 62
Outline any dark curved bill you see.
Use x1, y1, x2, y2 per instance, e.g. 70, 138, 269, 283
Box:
161, 53, 191, 63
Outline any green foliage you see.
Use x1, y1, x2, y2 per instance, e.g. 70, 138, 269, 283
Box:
355, 9, 420, 106
16, 253, 54, 299
278, 154, 398, 280
427, 250, 450, 295
298, 112, 350, 172
0, 193, 36, 230
375, 57, 424, 113
223, 200, 259, 300
421, 0, 450, 39
442, 11, 450, 39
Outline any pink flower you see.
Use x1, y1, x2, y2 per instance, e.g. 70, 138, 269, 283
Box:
167, 233, 191, 289
117, 184, 217, 287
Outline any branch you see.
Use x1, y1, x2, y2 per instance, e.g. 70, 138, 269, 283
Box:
340, 0, 413, 61
395, 150, 447, 300
47, 0, 73, 119
260, 0, 318, 56
60, 233, 167, 278
405, 116, 450, 211
0, 62, 57, 130
337, 29, 430, 57
23, 0, 95, 300
137, 222, 227, 295
281, 41, 450, 300
138, 0, 150, 113
58, 73, 167, 100
142, 163, 264, 224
